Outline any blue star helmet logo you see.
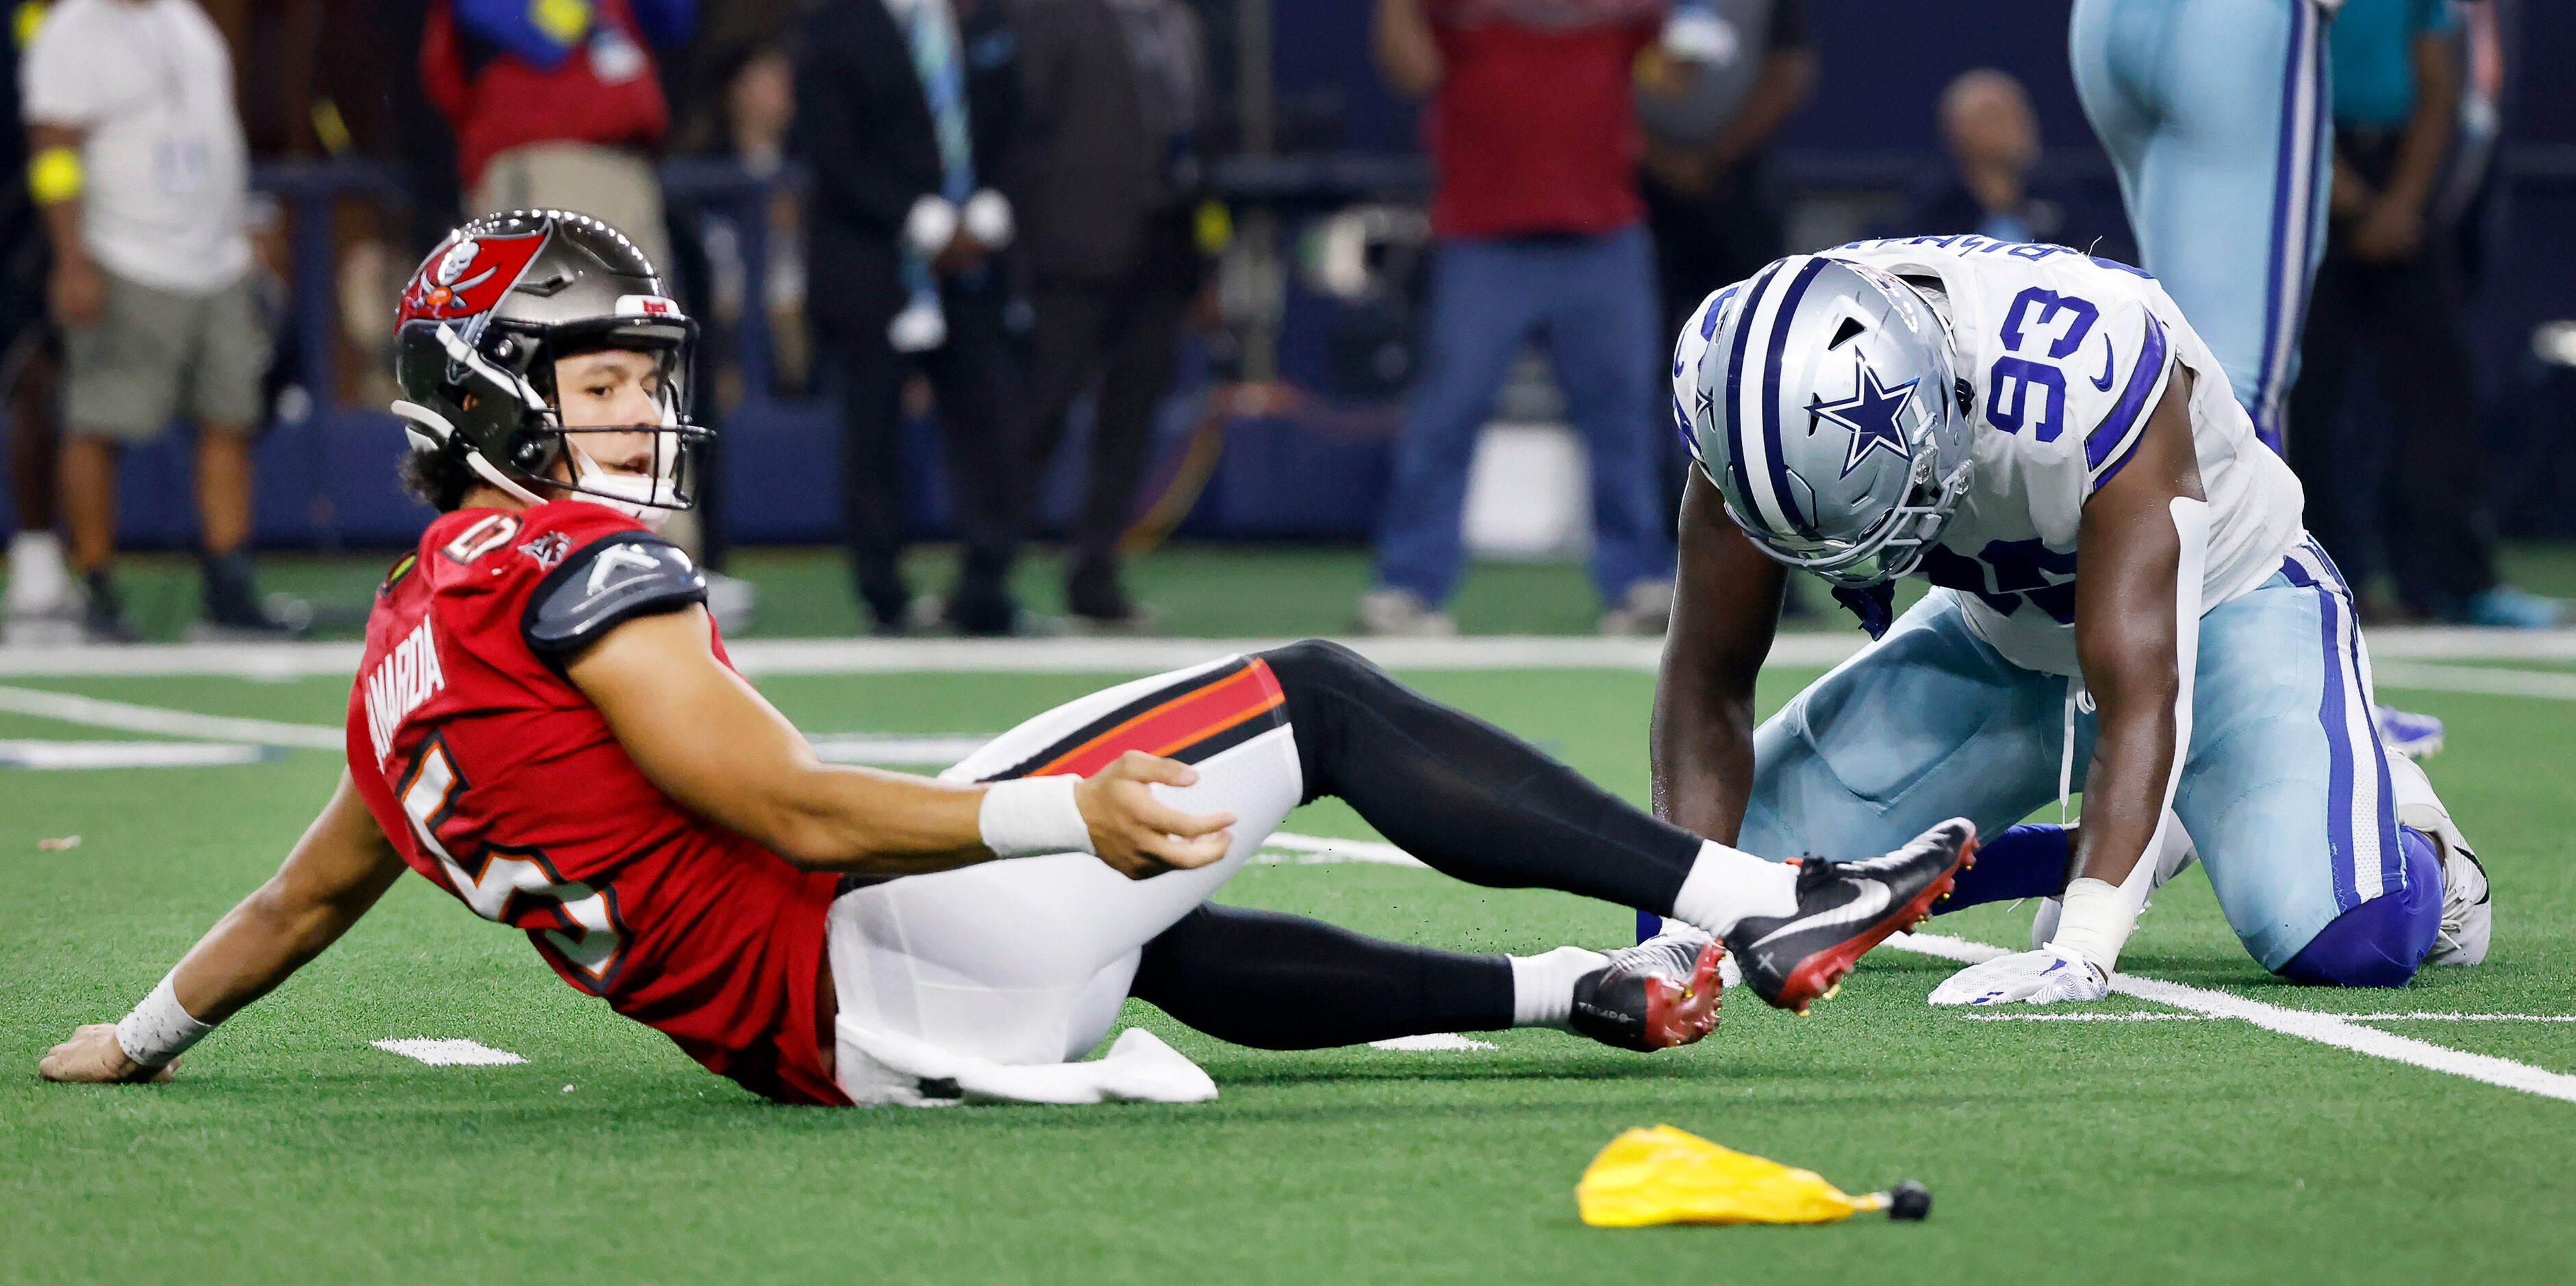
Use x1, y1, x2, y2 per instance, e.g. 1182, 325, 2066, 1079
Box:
1810, 357, 1920, 478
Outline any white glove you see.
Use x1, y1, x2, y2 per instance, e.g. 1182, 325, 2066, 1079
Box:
903, 194, 960, 260
961, 188, 1013, 249
1928, 944, 2110, 1007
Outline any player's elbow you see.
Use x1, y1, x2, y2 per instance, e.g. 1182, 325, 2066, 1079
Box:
750, 804, 857, 871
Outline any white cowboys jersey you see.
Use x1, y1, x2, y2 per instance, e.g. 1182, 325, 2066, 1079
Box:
1682, 236, 2306, 676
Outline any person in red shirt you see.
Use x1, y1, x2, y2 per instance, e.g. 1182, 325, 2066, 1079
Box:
421, 0, 692, 269
1359, 0, 1682, 638
38, 212, 1973, 1106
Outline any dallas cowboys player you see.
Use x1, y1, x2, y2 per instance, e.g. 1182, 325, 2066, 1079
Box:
1651, 236, 2490, 1003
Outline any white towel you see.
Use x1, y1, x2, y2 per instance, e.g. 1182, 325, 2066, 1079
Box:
835, 1021, 1217, 1107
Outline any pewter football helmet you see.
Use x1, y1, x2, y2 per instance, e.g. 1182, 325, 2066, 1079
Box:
1680, 254, 1974, 586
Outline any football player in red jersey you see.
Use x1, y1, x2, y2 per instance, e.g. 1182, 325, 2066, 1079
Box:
41, 211, 1973, 1105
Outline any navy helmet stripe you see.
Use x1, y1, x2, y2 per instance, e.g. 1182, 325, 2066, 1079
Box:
1721, 263, 1783, 517
1760, 257, 1834, 535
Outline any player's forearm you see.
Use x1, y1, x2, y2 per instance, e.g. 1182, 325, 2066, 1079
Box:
159, 783, 405, 1026
2069, 687, 2176, 889
758, 764, 1000, 873
1650, 671, 1760, 842
166, 879, 379, 1024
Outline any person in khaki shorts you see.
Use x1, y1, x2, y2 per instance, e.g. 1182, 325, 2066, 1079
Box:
21, 0, 294, 641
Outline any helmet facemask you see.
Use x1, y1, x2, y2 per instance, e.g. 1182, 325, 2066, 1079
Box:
1728, 449, 1975, 588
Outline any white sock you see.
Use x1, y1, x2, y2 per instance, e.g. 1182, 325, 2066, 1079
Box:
6, 530, 68, 611
1667, 840, 1800, 937
1508, 946, 1607, 1030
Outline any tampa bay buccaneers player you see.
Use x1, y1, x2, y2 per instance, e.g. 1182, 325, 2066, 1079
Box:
41, 211, 1973, 1105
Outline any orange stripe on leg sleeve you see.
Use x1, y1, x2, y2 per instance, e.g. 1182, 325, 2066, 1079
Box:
1033, 659, 1286, 778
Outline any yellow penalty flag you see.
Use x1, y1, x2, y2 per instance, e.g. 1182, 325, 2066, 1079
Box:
1576, 1125, 1930, 1228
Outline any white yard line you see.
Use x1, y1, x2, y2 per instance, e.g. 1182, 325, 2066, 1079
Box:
0, 683, 343, 748
2371, 661, 2576, 701
1253, 832, 1428, 868
1887, 932, 2576, 1104
1368, 1033, 1498, 1052
806, 733, 997, 766
0, 739, 271, 769
370, 1037, 527, 1067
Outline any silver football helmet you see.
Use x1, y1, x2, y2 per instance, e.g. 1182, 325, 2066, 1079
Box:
1677, 254, 1975, 586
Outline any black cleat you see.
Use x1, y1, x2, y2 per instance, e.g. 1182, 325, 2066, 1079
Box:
1725, 818, 1977, 1014
1569, 931, 1725, 1051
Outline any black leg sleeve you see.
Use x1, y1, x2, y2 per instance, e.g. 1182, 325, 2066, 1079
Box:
1259, 639, 1702, 914
1131, 904, 1515, 1049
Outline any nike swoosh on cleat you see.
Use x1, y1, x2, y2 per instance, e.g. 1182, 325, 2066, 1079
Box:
1749, 880, 1893, 950
2089, 339, 2117, 392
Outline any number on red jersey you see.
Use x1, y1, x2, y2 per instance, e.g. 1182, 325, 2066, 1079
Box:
396, 732, 628, 991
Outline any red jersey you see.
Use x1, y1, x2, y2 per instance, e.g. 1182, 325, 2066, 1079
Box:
344, 501, 846, 1106
420, 0, 672, 189
1420, 0, 1659, 239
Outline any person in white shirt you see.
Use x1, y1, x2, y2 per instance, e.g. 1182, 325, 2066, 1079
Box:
21, 0, 292, 641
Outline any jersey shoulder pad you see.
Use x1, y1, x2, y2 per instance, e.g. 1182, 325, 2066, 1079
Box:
520, 529, 708, 659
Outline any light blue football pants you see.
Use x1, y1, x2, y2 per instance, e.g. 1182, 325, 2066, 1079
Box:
2071, 0, 2333, 451
1739, 538, 2420, 972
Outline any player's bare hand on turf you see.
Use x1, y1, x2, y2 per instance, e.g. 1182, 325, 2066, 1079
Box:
38, 1024, 172, 1085
1075, 751, 1236, 880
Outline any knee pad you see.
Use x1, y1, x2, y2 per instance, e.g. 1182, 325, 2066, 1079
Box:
1259, 637, 1378, 694
2276, 827, 2443, 987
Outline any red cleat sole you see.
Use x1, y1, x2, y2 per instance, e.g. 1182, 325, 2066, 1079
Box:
1639, 942, 1727, 1049
1773, 827, 1978, 1015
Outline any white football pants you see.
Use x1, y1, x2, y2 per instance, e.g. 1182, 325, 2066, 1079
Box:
827, 656, 1304, 1102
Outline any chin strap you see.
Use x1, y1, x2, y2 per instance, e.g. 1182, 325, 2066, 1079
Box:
1832, 583, 1896, 639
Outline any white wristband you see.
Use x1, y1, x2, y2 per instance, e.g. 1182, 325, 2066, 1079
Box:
115, 972, 215, 1068
904, 194, 959, 260
2047, 877, 2139, 976
978, 776, 1095, 859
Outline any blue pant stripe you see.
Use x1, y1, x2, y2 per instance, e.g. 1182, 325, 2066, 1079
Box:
2252, 0, 2321, 449
2281, 540, 2391, 907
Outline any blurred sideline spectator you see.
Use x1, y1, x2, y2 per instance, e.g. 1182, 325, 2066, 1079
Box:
1013, 0, 1213, 633
420, 0, 693, 270
23, 0, 294, 642
695, 42, 809, 399
1635, 0, 1810, 355
2, 0, 68, 644
1906, 68, 2132, 262
797, 0, 1029, 636
1912, 71, 2045, 244
1632, 0, 1811, 616
1361, 0, 1678, 638
2287, 0, 2560, 627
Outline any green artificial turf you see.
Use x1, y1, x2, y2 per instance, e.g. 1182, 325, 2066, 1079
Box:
3, 661, 2573, 1283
